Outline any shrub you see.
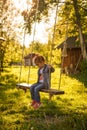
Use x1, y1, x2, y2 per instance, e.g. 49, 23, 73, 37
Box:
80, 59, 87, 71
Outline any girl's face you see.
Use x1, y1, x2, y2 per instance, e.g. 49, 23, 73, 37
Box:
36, 61, 45, 68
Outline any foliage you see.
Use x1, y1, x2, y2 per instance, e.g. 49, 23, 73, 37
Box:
0, 38, 22, 73
22, 0, 58, 34
0, 0, 24, 72
22, 0, 87, 56
80, 59, 87, 71
22, 0, 87, 35
0, 0, 22, 38
0, 67, 87, 129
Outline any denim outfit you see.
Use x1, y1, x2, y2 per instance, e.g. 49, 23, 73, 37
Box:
30, 64, 55, 102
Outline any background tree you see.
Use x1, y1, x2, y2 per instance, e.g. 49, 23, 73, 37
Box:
0, 0, 23, 72
72, 0, 87, 60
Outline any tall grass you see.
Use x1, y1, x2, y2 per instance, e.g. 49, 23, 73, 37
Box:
0, 66, 87, 130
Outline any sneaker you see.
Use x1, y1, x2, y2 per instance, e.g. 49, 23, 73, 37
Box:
33, 102, 41, 109
30, 100, 36, 106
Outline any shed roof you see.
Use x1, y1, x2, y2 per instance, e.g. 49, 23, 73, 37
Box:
24, 53, 38, 59
56, 36, 87, 49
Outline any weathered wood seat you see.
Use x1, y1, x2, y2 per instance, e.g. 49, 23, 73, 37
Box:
16, 83, 65, 97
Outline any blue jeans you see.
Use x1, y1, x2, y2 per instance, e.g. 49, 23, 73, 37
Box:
30, 82, 44, 102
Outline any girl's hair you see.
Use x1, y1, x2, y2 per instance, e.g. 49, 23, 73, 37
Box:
34, 55, 45, 64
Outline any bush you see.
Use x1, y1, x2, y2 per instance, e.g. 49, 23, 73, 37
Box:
80, 59, 87, 71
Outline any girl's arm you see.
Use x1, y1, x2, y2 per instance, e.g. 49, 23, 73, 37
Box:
47, 65, 55, 73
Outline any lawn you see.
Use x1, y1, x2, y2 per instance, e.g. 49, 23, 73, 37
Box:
0, 66, 87, 130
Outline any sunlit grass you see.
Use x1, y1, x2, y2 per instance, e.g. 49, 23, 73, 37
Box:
0, 66, 87, 130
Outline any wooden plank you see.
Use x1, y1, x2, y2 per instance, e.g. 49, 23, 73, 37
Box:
16, 83, 65, 95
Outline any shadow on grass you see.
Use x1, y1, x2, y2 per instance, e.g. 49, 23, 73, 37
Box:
69, 70, 87, 89
0, 73, 19, 104
19, 99, 87, 130
0, 71, 87, 130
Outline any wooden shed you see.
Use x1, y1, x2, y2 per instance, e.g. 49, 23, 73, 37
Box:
24, 53, 38, 66
56, 36, 87, 74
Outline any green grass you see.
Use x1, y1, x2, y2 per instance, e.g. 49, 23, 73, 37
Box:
0, 66, 87, 130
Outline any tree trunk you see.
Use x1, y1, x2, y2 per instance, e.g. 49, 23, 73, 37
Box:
72, 0, 87, 60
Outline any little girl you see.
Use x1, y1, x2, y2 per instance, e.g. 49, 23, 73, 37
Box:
30, 55, 55, 109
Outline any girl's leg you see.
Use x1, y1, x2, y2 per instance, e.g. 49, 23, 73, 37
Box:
30, 83, 38, 101
34, 83, 44, 103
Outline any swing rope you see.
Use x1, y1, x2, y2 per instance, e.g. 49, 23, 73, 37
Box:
50, 0, 59, 64
49, 0, 59, 89
27, 0, 39, 84
18, 29, 26, 84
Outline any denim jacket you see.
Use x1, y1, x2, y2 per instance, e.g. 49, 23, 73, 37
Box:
37, 64, 55, 89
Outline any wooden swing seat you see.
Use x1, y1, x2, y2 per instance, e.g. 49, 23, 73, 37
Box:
16, 83, 65, 95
